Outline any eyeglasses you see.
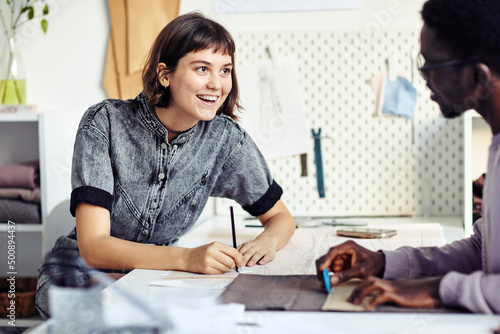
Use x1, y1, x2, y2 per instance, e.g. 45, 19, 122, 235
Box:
417, 53, 474, 80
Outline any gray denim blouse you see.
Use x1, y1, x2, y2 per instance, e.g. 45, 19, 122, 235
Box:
69, 91, 282, 245
35, 92, 282, 319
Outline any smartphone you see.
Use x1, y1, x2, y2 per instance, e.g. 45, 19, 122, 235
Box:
336, 227, 397, 239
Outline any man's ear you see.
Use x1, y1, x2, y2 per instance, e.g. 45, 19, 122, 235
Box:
471, 63, 493, 96
157, 63, 169, 88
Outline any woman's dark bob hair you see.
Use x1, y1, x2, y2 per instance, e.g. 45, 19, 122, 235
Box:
142, 12, 241, 120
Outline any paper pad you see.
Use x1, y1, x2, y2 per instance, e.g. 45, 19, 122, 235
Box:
321, 279, 367, 311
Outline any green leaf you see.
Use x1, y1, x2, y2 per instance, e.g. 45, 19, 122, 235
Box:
28, 7, 34, 19
20, 6, 30, 14
43, 4, 49, 15
41, 19, 48, 33
7, 0, 11, 5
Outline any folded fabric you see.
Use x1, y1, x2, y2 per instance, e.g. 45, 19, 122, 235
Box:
219, 274, 326, 311
219, 274, 465, 313
0, 187, 41, 203
0, 198, 41, 224
0, 160, 39, 189
381, 75, 418, 119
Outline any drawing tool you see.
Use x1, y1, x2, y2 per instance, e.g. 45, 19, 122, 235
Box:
230, 206, 239, 272
245, 224, 263, 228
322, 269, 331, 293
312, 128, 325, 198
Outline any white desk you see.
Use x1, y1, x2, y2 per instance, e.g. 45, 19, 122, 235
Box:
105, 268, 499, 334
28, 216, 500, 334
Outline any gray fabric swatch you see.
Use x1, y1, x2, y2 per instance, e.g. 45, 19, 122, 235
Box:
219, 274, 326, 311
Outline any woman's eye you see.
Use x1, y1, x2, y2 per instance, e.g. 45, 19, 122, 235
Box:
221, 68, 232, 75
196, 66, 208, 73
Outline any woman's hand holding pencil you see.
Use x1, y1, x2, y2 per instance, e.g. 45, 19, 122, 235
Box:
184, 242, 244, 275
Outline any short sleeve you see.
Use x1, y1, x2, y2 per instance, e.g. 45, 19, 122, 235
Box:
210, 130, 283, 216
70, 104, 114, 216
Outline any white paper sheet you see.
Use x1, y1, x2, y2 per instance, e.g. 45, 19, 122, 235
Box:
150, 270, 239, 289
150, 223, 445, 287
237, 54, 309, 160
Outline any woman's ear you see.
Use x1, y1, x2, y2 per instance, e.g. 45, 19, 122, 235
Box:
156, 63, 169, 88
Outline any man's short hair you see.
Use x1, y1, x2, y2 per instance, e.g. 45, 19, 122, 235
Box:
422, 0, 500, 74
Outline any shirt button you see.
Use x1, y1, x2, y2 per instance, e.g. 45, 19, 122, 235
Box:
158, 173, 165, 180
150, 202, 158, 209
141, 229, 148, 235
161, 143, 167, 150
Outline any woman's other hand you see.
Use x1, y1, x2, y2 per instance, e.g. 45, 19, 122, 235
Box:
238, 235, 278, 267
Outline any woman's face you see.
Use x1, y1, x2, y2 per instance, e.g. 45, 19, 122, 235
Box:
164, 48, 233, 127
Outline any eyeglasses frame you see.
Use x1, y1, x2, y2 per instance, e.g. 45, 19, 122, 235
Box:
417, 53, 477, 79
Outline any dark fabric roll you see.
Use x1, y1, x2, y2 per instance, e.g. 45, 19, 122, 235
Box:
0, 198, 41, 224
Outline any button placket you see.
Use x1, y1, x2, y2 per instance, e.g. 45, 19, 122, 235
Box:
169, 144, 178, 164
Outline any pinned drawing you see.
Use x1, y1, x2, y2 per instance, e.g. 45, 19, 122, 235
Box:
238, 47, 309, 160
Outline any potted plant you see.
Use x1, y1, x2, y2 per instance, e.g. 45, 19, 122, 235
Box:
0, 0, 49, 105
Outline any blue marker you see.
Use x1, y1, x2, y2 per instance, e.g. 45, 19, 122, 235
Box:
322, 269, 331, 293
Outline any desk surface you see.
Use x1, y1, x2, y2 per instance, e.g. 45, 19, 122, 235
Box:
30, 216, 500, 333
108, 269, 500, 334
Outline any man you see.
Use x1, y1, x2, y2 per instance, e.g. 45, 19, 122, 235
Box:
317, 0, 500, 314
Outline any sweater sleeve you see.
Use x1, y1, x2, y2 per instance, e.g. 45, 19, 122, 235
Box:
382, 219, 483, 279
439, 271, 500, 314
382, 219, 500, 314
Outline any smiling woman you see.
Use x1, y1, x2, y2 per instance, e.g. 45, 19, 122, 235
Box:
154, 49, 234, 138
34, 12, 296, 320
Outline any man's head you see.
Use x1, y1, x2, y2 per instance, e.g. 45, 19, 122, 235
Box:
419, 0, 500, 118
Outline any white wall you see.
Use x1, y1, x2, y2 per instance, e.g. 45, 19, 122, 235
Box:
1, 0, 427, 115
180, 0, 427, 31
1, 0, 109, 114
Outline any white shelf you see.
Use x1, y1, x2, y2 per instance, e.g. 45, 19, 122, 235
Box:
0, 112, 39, 122
0, 223, 43, 232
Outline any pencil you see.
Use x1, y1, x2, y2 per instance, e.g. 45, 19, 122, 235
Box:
230, 206, 239, 272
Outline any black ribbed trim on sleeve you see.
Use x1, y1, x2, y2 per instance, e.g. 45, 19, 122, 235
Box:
243, 180, 283, 217
70, 186, 113, 217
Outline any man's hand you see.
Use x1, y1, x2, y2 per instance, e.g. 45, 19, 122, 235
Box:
316, 240, 385, 285
348, 276, 442, 310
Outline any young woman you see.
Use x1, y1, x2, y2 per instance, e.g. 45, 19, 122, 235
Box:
36, 12, 295, 319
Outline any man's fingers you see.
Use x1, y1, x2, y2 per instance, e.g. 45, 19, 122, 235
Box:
364, 293, 391, 310
330, 266, 365, 285
348, 277, 376, 302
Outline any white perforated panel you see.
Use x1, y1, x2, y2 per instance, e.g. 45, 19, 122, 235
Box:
216, 29, 463, 217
